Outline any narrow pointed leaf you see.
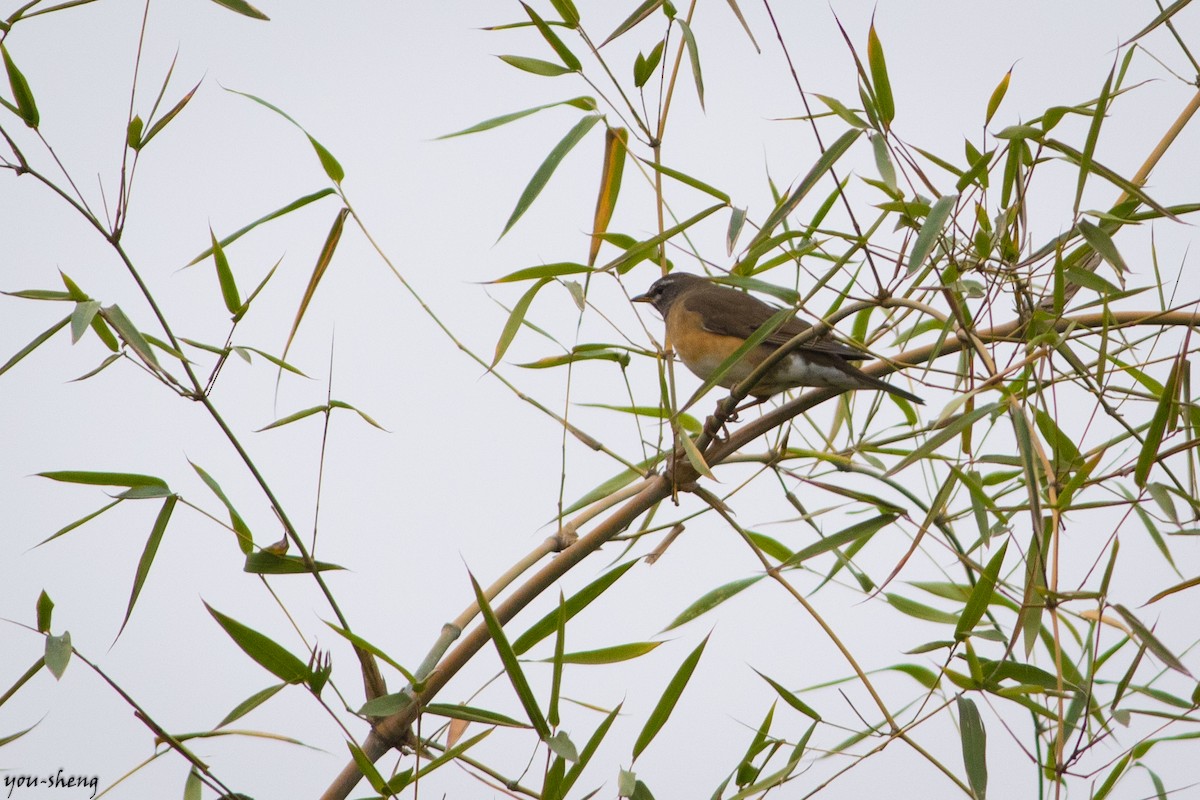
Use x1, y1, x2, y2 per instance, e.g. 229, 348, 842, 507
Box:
186, 189, 336, 265
205, 603, 309, 683
501, 114, 600, 237
492, 278, 551, 366
553, 642, 663, 665
437, 97, 595, 139
663, 576, 762, 631
753, 669, 821, 720
38, 471, 167, 489
589, 127, 628, 265
1113, 604, 1193, 677
782, 514, 895, 568
45, 633, 71, 679
470, 573, 550, 738
957, 696, 988, 799
217, 683, 286, 727
955, 542, 1007, 641
676, 19, 704, 110
1135, 356, 1182, 487
423, 703, 528, 728
985, 69, 1011, 126
1, 315, 69, 376
632, 634, 709, 760
514, 561, 638, 654
101, 305, 162, 369
498, 55, 572, 77
210, 229, 242, 313
207, 0, 269, 20
601, 0, 663, 46
140, 80, 200, 148
907, 194, 958, 274
1, 44, 39, 127
635, 156, 729, 202
282, 207, 349, 365
70, 300, 100, 344
1074, 66, 1113, 215
866, 24, 894, 125
522, 3, 581, 71
1077, 220, 1128, 274
117, 494, 177, 639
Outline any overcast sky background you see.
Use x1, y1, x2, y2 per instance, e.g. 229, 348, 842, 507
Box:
3, 2, 1199, 799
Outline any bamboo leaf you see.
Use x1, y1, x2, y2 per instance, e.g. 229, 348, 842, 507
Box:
186, 189, 336, 266
955, 542, 1007, 641
0, 315, 69, 376
662, 576, 763, 631
957, 696, 988, 800
866, 23, 894, 126
601, 0, 663, 46
782, 514, 896, 568
423, 703, 528, 728
437, 96, 595, 139
138, 80, 200, 149
907, 194, 958, 275
498, 54, 573, 77
1113, 604, 1193, 677
470, 572, 551, 739
590, 128, 628, 266
1, 44, 39, 127
216, 683, 286, 728
676, 19, 704, 110
1135, 355, 1183, 487
492, 278, 552, 366
985, 69, 1011, 127
117, 494, 177, 639
1077, 220, 1128, 274
632, 634, 709, 760
551, 642, 663, 664
209, 229, 242, 314
45, 633, 71, 679
206, 0, 269, 20
522, 3, 581, 71
205, 603, 309, 683
281, 207, 349, 366
753, 668, 821, 720
501, 114, 600, 237
1074, 65, 1113, 216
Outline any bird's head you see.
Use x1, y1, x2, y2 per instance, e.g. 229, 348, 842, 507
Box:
631, 272, 706, 316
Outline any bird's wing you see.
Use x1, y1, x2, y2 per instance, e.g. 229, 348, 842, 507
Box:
685, 286, 865, 360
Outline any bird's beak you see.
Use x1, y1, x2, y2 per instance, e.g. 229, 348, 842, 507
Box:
631, 293, 652, 304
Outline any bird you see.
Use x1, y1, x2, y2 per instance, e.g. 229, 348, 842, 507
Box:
632, 272, 923, 405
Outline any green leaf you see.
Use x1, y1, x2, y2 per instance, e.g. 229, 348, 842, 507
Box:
126, 115, 144, 149
118, 494, 177, 639
955, 542, 1007, 641
242, 552, 345, 574
101, 304, 162, 369
36, 591, 53, 633
1113, 604, 1193, 678
1074, 66, 1113, 216
45, 632, 71, 679
677, 430, 715, 480
888, 402, 1000, 475
186, 189, 336, 265
206, 0, 269, 20
1135, 356, 1183, 487
560, 704, 621, 797
552, 642, 663, 665
663, 576, 763, 631
753, 668, 821, 720
205, 603, 310, 683
281, 207, 350, 367
514, 561, 639, 655
493, 262, 592, 283
907, 194, 958, 275
437, 97, 595, 139
501, 114, 601, 237
957, 696, 988, 799
727, 206, 747, 255
470, 573, 551, 738
216, 683, 286, 727
1, 44, 39, 127
70, 300, 100, 344
0, 315, 70, 376
1077, 220, 1128, 274
190, 462, 254, 553
522, 3, 581, 71
498, 54, 573, 77
634, 41, 665, 88
634, 156, 729, 203
985, 69, 1011, 126
886, 593, 959, 625
492, 278, 552, 366
871, 133, 897, 193
814, 94, 868, 128
139, 80, 200, 149
676, 19, 704, 110
782, 514, 895, 568
423, 703, 529, 728
209, 229, 242, 314
601, 0, 663, 46
632, 634, 709, 760
38, 470, 168, 490
866, 23, 894, 126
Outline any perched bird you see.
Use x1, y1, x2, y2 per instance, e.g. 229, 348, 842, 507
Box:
633, 272, 923, 405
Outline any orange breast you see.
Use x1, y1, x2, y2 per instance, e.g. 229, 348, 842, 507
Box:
666, 303, 775, 395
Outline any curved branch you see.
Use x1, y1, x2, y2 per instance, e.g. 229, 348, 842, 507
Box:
320, 306, 1198, 799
